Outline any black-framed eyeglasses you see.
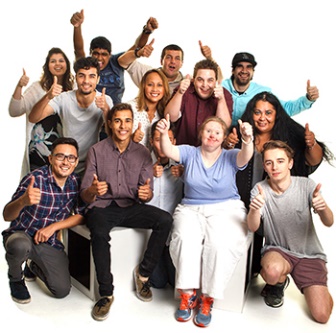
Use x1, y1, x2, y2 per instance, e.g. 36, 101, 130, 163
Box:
53, 153, 78, 163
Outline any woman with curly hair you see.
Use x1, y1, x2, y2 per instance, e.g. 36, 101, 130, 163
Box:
9, 47, 74, 179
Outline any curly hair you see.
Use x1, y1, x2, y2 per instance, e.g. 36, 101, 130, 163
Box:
40, 47, 74, 92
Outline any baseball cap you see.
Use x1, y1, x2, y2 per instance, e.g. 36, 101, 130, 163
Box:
232, 52, 257, 68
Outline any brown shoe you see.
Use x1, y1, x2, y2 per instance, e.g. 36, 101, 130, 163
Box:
133, 266, 152, 302
92, 296, 114, 321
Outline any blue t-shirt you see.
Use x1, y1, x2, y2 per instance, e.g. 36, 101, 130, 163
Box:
97, 52, 125, 105
178, 145, 246, 205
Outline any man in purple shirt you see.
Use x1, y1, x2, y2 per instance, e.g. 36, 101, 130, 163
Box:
2, 137, 85, 304
80, 103, 172, 321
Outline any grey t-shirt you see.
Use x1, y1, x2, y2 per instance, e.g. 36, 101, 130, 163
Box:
251, 177, 327, 261
49, 90, 113, 175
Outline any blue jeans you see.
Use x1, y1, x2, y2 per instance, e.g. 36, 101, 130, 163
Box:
86, 202, 172, 297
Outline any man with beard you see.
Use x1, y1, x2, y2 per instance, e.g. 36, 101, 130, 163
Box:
29, 57, 113, 177
222, 52, 319, 125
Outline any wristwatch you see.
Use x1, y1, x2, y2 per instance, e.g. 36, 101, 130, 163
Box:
134, 47, 141, 58
143, 25, 152, 34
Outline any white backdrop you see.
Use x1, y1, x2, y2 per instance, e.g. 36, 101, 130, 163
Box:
0, 0, 335, 323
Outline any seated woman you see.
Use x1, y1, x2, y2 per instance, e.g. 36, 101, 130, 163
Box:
224, 91, 334, 275
156, 115, 254, 328
127, 68, 170, 149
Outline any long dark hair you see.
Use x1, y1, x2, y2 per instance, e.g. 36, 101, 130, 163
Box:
240, 91, 334, 176
40, 47, 74, 92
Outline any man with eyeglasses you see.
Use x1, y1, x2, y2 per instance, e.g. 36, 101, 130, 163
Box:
2, 137, 86, 305
29, 57, 113, 177
70, 9, 158, 105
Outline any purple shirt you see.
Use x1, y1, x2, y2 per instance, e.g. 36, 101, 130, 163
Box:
81, 137, 153, 208
2, 165, 84, 250
173, 83, 233, 146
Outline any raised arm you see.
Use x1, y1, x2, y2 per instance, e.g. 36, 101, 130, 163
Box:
156, 115, 180, 162
304, 123, 323, 166
70, 9, 86, 59
118, 39, 155, 69
199, 40, 223, 83
9, 68, 30, 117
214, 84, 232, 128
236, 120, 254, 167
130, 17, 158, 51
164, 75, 191, 122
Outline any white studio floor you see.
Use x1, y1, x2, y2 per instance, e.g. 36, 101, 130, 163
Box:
0, 243, 335, 333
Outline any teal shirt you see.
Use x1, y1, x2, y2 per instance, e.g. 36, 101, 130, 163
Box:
222, 79, 314, 125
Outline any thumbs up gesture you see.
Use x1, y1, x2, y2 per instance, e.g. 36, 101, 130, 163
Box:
306, 79, 319, 101
138, 39, 155, 58
24, 176, 41, 206
312, 183, 326, 213
47, 76, 63, 99
95, 87, 109, 112
178, 74, 191, 95
153, 157, 164, 178
91, 174, 108, 197
199, 40, 212, 60
132, 122, 145, 143
156, 114, 170, 134
238, 119, 253, 144
18, 68, 29, 88
70, 9, 84, 27
304, 123, 316, 150
138, 178, 152, 202
249, 184, 265, 211
224, 127, 239, 149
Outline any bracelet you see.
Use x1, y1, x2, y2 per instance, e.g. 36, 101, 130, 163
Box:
308, 139, 317, 150
134, 47, 141, 58
241, 137, 254, 145
143, 25, 152, 34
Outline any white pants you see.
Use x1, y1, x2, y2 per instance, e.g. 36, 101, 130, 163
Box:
169, 200, 249, 299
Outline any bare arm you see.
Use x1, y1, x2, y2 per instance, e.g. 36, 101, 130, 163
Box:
164, 75, 191, 122
312, 184, 334, 227
70, 9, 86, 59
214, 85, 232, 128
130, 17, 158, 50
247, 184, 265, 232
236, 120, 254, 168
156, 116, 180, 162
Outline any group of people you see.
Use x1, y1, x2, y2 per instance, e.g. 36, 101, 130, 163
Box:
2, 9, 334, 328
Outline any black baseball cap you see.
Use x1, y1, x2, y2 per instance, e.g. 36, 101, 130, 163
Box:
232, 52, 257, 68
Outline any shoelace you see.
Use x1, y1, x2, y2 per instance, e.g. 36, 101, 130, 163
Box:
179, 292, 194, 310
141, 281, 151, 294
96, 297, 110, 309
199, 296, 213, 315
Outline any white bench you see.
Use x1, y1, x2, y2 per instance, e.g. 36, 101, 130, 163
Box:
65, 225, 253, 313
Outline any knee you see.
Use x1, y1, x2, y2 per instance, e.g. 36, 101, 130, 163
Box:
311, 307, 332, 324
5, 234, 31, 258
52, 284, 71, 299
260, 264, 282, 285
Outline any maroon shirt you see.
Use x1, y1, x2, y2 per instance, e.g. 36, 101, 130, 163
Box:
172, 83, 233, 146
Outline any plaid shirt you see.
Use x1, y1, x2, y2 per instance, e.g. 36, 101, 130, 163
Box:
2, 165, 86, 250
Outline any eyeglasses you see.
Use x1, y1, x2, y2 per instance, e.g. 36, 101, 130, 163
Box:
91, 51, 110, 57
53, 153, 78, 163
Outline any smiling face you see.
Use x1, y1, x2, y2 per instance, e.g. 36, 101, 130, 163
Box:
193, 69, 217, 100
253, 100, 276, 134
144, 72, 165, 104
232, 61, 254, 90
91, 48, 110, 70
161, 50, 183, 81
48, 53, 67, 77
107, 109, 133, 144
200, 120, 225, 150
75, 67, 100, 95
48, 144, 78, 184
